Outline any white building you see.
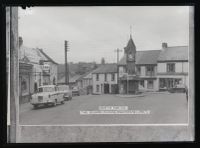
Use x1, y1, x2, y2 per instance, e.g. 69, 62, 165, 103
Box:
77, 71, 93, 95
157, 43, 189, 90
92, 64, 118, 94
118, 41, 189, 92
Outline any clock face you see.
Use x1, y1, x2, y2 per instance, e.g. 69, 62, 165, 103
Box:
128, 54, 134, 61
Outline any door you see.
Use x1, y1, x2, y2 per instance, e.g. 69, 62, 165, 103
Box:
104, 84, 109, 94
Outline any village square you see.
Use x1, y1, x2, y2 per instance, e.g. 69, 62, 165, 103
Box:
10, 7, 189, 125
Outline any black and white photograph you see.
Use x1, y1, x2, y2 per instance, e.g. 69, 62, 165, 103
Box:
6, 5, 194, 142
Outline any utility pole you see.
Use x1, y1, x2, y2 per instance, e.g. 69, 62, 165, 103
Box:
65, 40, 69, 85
114, 48, 122, 94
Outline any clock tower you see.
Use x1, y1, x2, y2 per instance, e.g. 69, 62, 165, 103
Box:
124, 35, 136, 75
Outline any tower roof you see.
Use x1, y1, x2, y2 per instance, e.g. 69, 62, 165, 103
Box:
124, 35, 136, 53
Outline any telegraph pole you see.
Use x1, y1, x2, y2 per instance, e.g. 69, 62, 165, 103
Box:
114, 48, 122, 93
65, 40, 69, 85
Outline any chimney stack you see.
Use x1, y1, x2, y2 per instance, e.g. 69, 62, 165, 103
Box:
19, 36, 23, 48
162, 42, 168, 49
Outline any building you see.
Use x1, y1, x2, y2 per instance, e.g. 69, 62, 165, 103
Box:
92, 64, 118, 94
118, 35, 140, 94
19, 61, 33, 104
77, 71, 93, 95
57, 74, 82, 89
118, 38, 188, 93
157, 43, 189, 90
19, 37, 58, 103
118, 48, 161, 92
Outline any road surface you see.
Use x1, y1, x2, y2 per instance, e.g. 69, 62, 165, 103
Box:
19, 92, 188, 125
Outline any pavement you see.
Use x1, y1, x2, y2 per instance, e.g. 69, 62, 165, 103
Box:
19, 92, 188, 125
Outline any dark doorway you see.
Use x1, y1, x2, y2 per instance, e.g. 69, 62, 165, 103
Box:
34, 82, 38, 92
104, 84, 109, 94
111, 84, 118, 94
53, 77, 56, 85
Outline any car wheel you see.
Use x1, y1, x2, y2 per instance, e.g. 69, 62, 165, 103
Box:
53, 100, 57, 107
61, 100, 65, 104
33, 104, 38, 109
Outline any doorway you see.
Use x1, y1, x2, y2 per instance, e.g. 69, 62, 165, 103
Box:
104, 84, 109, 94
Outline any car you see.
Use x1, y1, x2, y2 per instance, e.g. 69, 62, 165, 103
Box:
56, 85, 72, 101
72, 87, 80, 96
168, 84, 186, 93
30, 85, 65, 109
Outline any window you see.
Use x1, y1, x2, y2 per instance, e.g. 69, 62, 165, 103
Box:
159, 78, 166, 89
96, 74, 99, 81
146, 66, 154, 76
137, 66, 141, 75
111, 73, 115, 81
147, 80, 153, 89
167, 63, 175, 73
21, 79, 27, 92
96, 85, 99, 92
140, 80, 144, 87
105, 73, 107, 82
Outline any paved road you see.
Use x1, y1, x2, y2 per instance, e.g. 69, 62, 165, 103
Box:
19, 92, 188, 125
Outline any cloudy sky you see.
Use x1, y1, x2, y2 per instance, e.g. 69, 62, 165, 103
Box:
19, 6, 189, 64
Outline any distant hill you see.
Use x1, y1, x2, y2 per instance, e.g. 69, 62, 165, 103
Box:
57, 62, 100, 80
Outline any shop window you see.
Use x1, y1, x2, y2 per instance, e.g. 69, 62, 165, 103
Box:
140, 80, 144, 87
147, 80, 153, 89
21, 79, 27, 92
159, 78, 166, 88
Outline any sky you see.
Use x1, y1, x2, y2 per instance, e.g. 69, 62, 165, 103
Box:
19, 6, 189, 64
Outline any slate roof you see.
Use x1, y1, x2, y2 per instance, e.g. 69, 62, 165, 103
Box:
19, 45, 58, 64
57, 74, 82, 84
77, 70, 94, 81
92, 64, 117, 74
118, 50, 161, 65
157, 46, 188, 61
124, 35, 136, 53
39, 49, 58, 65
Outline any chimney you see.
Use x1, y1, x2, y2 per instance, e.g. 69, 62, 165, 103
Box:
162, 42, 168, 49
19, 36, 23, 48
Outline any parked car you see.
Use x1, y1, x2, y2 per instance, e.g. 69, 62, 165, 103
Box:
72, 86, 80, 96
57, 85, 72, 101
168, 84, 186, 93
30, 85, 65, 109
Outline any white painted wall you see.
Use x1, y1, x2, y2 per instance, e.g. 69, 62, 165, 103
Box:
157, 63, 166, 73
119, 66, 126, 77
49, 63, 57, 85
92, 73, 117, 94
158, 62, 188, 73
176, 62, 182, 73
140, 66, 145, 76
183, 62, 189, 73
